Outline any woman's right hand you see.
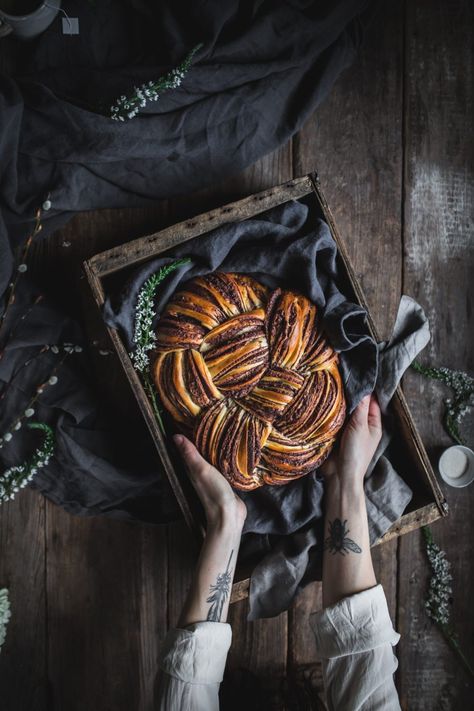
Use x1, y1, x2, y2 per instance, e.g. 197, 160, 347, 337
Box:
173, 434, 247, 532
322, 393, 382, 485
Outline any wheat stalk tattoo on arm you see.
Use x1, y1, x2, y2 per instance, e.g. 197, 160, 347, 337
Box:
324, 519, 362, 555
206, 550, 234, 622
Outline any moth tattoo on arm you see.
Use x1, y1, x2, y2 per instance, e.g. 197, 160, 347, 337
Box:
324, 519, 362, 555
206, 550, 234, 622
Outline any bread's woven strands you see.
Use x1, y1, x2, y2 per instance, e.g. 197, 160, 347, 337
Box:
153, 272, 346, 490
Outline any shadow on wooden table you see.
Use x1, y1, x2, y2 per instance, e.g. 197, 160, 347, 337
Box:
220, 664, 327, 711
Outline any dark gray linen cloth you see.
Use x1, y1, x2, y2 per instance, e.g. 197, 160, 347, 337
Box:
104, 199, 428, 618
1, 0, 375, 293
0, 277, 180, 524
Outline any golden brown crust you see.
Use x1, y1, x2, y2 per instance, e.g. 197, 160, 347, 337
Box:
153, 272, 346, 490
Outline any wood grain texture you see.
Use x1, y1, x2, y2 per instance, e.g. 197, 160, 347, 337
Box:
223, 599, 289, 711
288, 580, 322, 698
398, 0, 474, 708
46, 505, 168, 711
0, 491, 47, 711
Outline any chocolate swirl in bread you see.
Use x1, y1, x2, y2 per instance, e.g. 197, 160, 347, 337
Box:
153, 272, 346, 490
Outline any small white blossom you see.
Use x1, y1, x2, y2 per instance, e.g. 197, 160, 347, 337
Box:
132, 280, 159, 372
424, 528, 453, 629
17, 264, 27, 273
48, 376, 58, 385
25, 408, 35, 418
3, 433, 12, 442
419, 527, 474, 676
0, 588, 11, 651
42, 199, 52, 211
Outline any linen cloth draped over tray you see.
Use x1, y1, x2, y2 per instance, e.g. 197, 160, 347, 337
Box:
104, 199, 428, 618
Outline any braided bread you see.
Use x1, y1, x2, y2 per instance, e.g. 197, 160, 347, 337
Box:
153, 272, 346, 490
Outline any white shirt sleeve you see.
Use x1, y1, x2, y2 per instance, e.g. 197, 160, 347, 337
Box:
310, 584, 402, 711
157, 621, 232, 711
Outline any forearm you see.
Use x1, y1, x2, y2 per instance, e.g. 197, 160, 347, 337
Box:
322, 476, 376, 608
159, 517, 240, 711
178, 515, 243, 626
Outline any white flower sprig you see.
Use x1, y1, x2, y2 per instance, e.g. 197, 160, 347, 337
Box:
132, 259, 190, 372
0, 588, 11, 652
0, 422, 55, 504
412, 361, 473, 445
422, 527, 474, 678
110, 43, 203, 121
0, 366, 61, 451
424, 527, 453, 626
132, 278, 159, 373
131, 259, 191, 432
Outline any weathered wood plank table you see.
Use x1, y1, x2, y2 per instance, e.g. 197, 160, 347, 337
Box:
0, 2, 473, 709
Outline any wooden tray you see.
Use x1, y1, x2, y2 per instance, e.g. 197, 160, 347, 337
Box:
84, 173, 448, 603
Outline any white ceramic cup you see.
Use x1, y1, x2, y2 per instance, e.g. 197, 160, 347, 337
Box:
438, 445, 474, 488
0, 0, 61, 39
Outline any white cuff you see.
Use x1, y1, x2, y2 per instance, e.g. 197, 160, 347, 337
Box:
310, 584, 400, 659
160, 622, 232, 684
